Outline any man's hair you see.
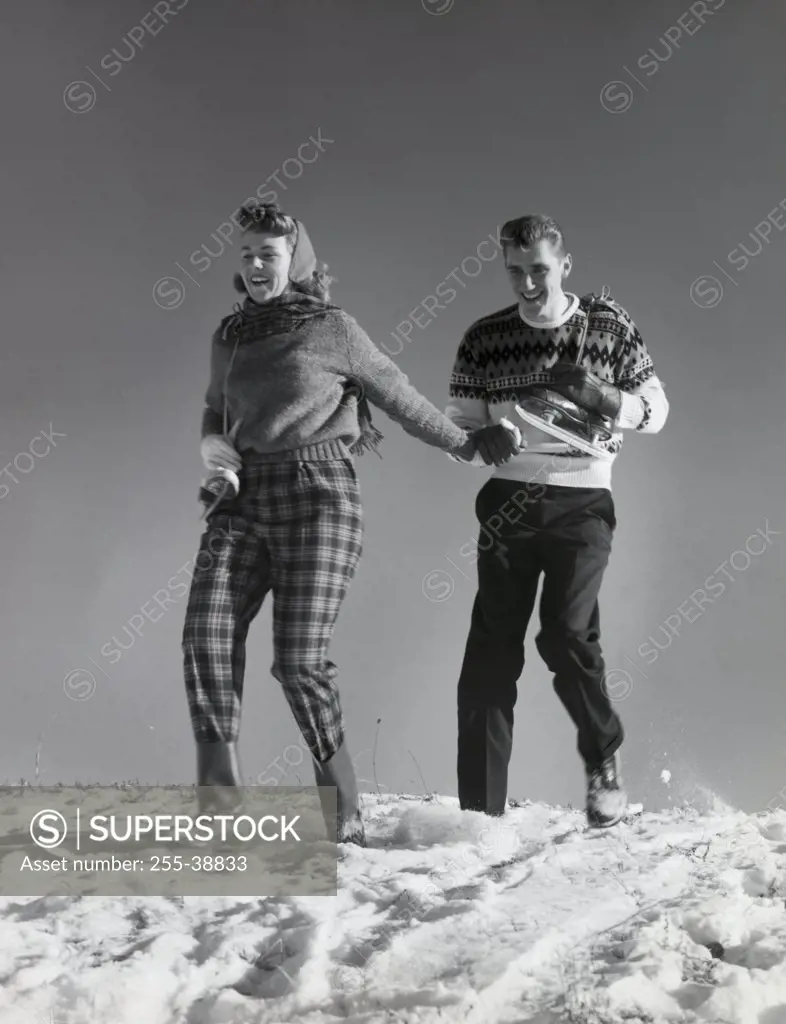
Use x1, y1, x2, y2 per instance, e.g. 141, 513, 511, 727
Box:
234, 202, 333, 301
499, 214, 566, 258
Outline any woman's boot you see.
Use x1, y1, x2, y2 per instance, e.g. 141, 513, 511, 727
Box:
196, 740, 244, 813
313, 741, 366, 846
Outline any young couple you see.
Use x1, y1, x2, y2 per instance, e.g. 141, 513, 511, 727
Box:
181, 202, 669, 846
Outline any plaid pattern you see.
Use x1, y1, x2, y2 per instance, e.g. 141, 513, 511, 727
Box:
182, 456, 363, 763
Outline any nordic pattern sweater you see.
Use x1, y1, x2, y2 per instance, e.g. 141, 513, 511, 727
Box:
445, 291, 669, 489
201, 298, 470, 460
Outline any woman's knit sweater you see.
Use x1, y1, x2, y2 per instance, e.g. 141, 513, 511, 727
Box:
202, 294, 469, 460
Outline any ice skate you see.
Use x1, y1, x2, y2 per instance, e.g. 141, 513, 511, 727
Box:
513, 287, 622, 460
199, 467, 241, 518
515, 389, 615, 460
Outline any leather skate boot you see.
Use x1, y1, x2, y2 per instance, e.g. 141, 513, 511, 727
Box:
313, 741, 366, 846
196, 740, 244, 814
586, 751, 627, 828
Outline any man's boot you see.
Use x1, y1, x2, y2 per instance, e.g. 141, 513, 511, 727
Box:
586, 750, 627, 827
313, 741, 366, 846
196, 740, 244, 814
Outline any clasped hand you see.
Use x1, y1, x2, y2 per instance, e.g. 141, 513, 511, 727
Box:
454, 420, 524, 466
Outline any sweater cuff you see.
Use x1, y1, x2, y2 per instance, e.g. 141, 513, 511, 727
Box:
202, 406, 223, 438
616, 391, 646, 430
448, 444, 481, 465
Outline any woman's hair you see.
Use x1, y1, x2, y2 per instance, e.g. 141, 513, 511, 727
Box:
234, 202, 333, 301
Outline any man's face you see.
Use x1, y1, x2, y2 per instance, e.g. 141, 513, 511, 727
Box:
504, 239, 571, 321
240, 232, 293, 302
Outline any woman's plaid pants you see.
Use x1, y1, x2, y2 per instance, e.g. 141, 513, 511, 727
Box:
182, 455, 363, 763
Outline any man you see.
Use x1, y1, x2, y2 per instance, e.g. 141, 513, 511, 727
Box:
446, 214, 668, 827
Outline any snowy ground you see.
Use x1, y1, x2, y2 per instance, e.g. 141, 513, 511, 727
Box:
2, 792, 786, 1024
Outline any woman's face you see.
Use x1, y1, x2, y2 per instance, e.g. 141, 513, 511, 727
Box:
239, 232, 293, 302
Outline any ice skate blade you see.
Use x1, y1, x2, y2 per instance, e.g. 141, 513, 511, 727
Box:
515, 405, 615, 461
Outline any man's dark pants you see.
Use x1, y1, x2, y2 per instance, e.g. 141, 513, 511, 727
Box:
457, 479, 624, 815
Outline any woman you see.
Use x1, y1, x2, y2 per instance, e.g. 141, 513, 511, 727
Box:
182, 202, 519, 845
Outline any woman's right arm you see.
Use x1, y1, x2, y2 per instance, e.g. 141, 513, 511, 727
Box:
342, 315, 472, 454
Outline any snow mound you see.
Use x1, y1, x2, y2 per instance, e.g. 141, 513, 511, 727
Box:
2, 794, 786, 1023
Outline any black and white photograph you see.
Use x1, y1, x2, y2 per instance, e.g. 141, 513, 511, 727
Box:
1, 1, 785, 1020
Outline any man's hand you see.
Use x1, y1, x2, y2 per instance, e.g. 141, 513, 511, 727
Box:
547, 363, 622, 419
470, 420, 524, 466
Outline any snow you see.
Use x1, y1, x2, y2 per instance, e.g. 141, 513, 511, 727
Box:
2, 794, 786, 1024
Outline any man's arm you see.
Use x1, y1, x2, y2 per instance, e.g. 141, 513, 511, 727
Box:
548, 297, 669, 434
613, 312, 669, 434
615, 376, 669, 433
444, 329, 494, 466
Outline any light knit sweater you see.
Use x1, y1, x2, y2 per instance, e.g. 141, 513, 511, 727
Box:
201, 295, 470, 460
445, 291, 669, 489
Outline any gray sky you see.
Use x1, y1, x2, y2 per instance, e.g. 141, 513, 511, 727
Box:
1, 0, 784, 814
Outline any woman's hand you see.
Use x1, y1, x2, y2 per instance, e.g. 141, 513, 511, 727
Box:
200, 434, 242, 473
